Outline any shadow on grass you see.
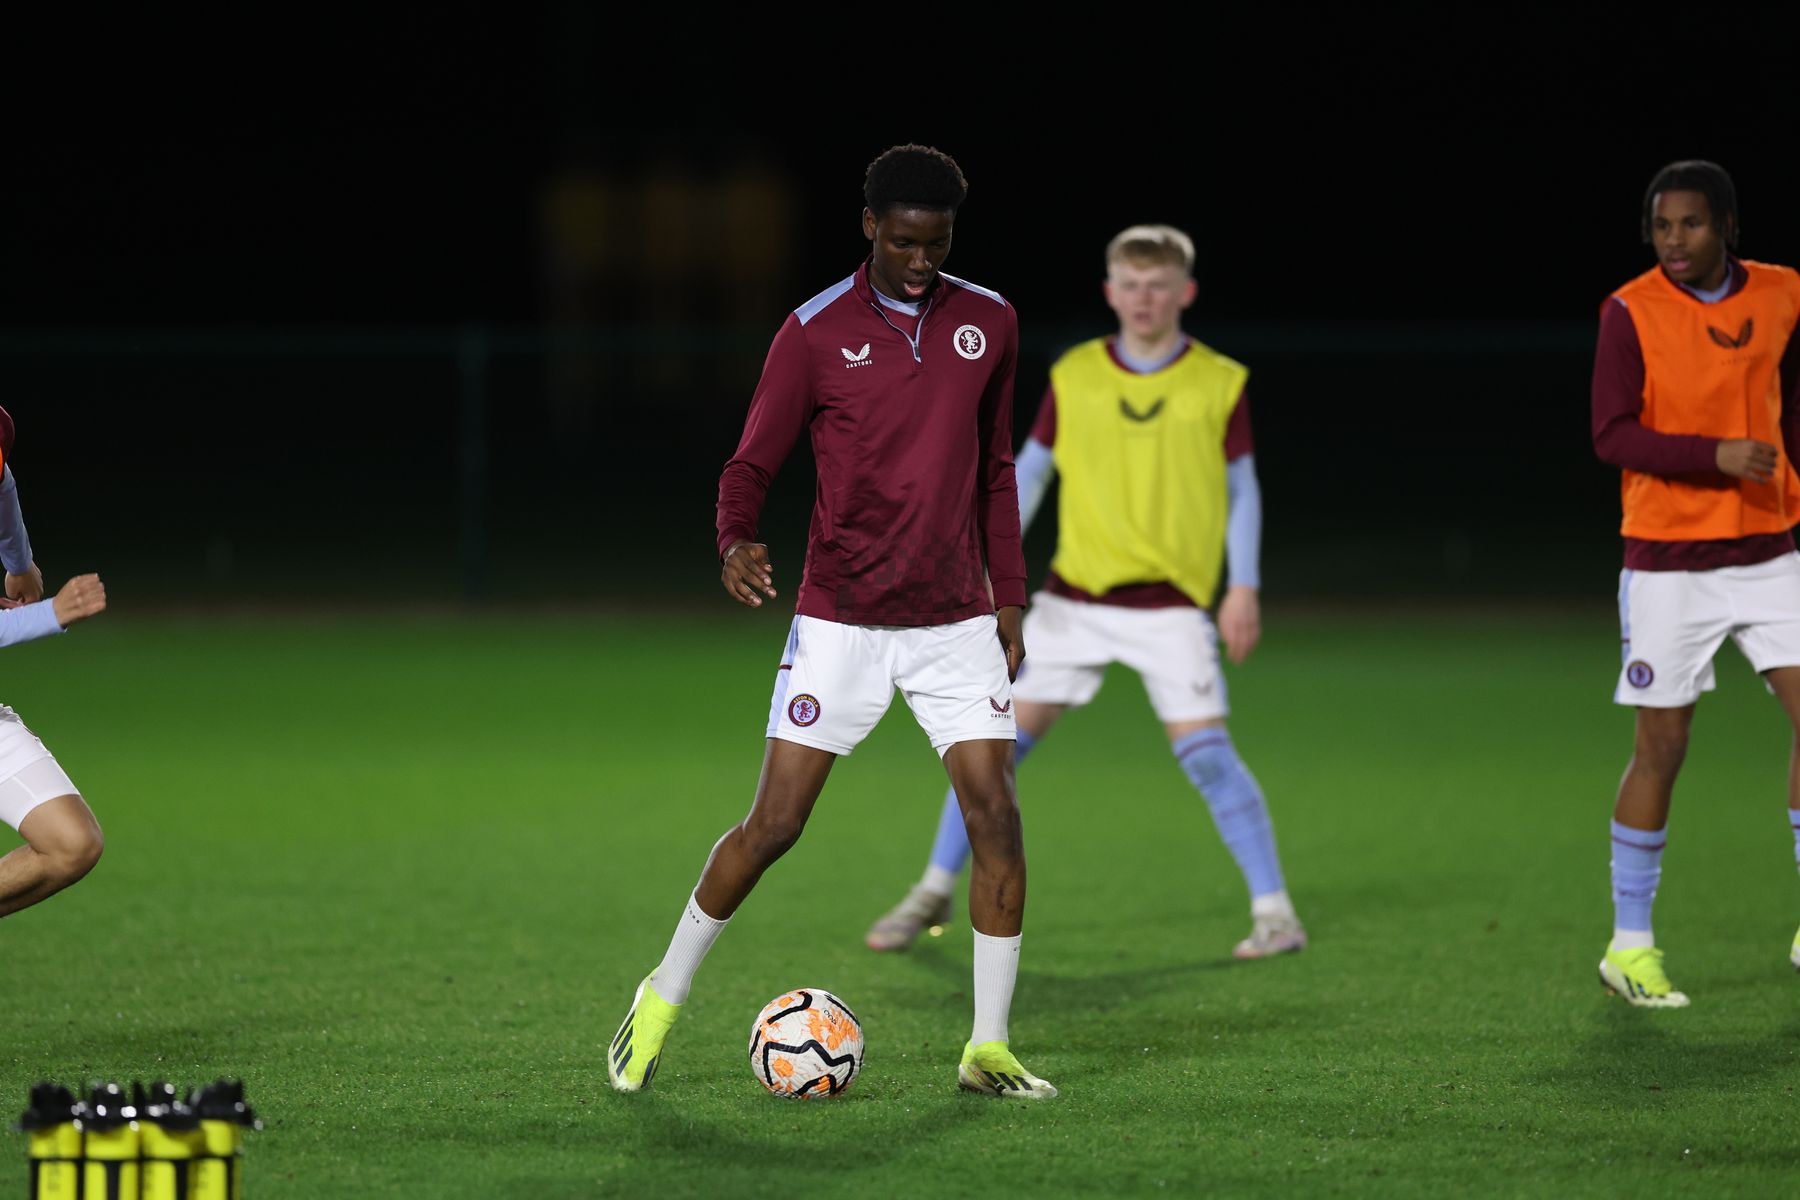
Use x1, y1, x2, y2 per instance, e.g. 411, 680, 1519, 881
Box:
491, 1083, 1053, 1198
896, 934, 1267, 1002
1536, 1004, 1800, 1097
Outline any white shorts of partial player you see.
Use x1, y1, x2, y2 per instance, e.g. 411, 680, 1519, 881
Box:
766, 615, 1016, 757
1011, 591, 1228, 724
0, 705, 79, 831
1616, 550, 1800, 707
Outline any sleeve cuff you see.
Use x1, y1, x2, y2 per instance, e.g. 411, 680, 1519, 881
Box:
991, 580, 1028, 609
717, 530, 756, 560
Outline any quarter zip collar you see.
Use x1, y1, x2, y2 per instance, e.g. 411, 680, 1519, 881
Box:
857, 259, 938, 364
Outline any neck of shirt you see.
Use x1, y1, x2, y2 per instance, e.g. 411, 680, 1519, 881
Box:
1677, 259, 1739, 305
874, 290, 923, 317
1114, 336, 1188, 375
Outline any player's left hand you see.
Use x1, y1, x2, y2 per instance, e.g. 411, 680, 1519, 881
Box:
6, 561, 44, 605
996, 605, 1026, 682
1219, 586, 1261, 665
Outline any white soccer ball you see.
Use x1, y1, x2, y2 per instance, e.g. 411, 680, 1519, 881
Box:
747, 988, 864, 1098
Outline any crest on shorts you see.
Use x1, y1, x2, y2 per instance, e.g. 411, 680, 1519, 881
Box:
953, 325, 987, 360
1626, 660, 1655, 688
988, 696, 1012, 714
788, 693, 821, 726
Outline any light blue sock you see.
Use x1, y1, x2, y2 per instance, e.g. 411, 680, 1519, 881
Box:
1790, 810, 1800, 871
926, 730, 1038, 878
1173, 729, 1285, 899
1610, 819, 1665, 939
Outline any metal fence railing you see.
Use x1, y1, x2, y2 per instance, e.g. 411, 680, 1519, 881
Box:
0, 321, 1611, 606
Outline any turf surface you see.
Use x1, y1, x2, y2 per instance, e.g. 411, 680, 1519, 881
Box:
4, 608, 1799, 1197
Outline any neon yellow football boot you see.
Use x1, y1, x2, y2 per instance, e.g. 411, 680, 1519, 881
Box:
608, 975, 682, 1092
1599, 944, 1690, 1008
1789, 926, 1799, 971
957, 1040, 1058, 1099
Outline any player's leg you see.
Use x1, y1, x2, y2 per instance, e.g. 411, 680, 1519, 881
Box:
0, 723, 102, 921
1164, 715, 1304, 958
1718, 550, 1800, 970
0, 790, 103, 919
864, 700, 1066, 951
898, 614, 1055, 1097
1119, 604, 1303, 957
609, 741, 836, 1093
865, 593, 1102, 952
1762, 667, 1800, 970
693, 740, 837, 919
1600, 704, 1696, 1006
610, 618, 887, 1092
942, 736, 1053, 1098
944, 737, 1025, 938
1600, 567, 1722, 1007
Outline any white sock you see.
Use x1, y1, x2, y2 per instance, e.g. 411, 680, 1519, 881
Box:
650, 892, 729, 1006
970, 930, 1021, 1045
919, 865, 958, 897
1611, 928, 1654, 951
1251, 889, 1295, 921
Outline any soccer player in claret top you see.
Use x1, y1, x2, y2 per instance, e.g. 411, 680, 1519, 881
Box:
1592, 160, 1800, 1007
865, 224, 1306, 959
606, 145, 1057, 1099
0, 406, 108, 922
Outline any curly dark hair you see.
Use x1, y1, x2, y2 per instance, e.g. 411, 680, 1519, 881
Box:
864, 145, 968, 217
1641, 160, 1739, 248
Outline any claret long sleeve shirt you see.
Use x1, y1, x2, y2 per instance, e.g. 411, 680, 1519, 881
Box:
717, 262, 1025, 625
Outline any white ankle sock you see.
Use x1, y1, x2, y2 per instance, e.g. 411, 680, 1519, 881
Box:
1251, 889, 1295, 920
919, 865, 957, 896
970, 930, 1021, 1045
1610, 929, 1654, 951
650, 892, 729, 1005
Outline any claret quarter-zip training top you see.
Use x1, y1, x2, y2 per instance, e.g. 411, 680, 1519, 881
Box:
717, 261, 1026, 626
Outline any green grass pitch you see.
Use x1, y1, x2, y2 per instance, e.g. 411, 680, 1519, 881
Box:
4, 608, 1800, 1197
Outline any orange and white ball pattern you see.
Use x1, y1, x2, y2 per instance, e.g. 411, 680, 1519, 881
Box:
748, 988, 864, 1098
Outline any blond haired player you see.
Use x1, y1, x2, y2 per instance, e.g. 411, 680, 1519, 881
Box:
867, 224, 1305, 958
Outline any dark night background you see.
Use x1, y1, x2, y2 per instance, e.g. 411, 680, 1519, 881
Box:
4, 10, 1798, 610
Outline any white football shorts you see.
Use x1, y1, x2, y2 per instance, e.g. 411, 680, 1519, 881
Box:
0, 705, 79, 831
1010, 591, 1228, 724
766, 614, 1016, 756
1615, 551, 1800, 707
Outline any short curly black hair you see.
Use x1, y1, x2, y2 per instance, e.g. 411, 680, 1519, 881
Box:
1642, 160, 1739, 248
864, 145, 968, 217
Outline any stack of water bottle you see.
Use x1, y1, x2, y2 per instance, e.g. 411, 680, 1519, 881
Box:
14, 1079, 259, 1199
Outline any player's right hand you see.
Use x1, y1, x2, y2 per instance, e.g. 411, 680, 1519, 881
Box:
52, 573, 105, 627
1716, 438, 1778, 483
721, 542, 777, 608
6, 560, 44, 605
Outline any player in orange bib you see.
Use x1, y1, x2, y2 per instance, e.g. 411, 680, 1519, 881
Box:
1590, 160, 1800, 1006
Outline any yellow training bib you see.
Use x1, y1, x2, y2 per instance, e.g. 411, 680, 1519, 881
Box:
1048, 338, 1247, 604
